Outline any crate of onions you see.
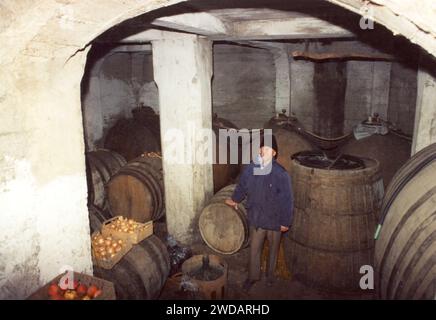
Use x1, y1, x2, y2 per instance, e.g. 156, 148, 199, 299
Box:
101, 216, 153, 245
91, 231, 132, 270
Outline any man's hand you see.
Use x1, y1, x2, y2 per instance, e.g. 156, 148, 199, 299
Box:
225, 198, 238, 210
280, 225, 289, 232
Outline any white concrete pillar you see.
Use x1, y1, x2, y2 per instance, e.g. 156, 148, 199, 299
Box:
273, 46, 291, 116
412, 56, 436, 155
152, 35, 214, 244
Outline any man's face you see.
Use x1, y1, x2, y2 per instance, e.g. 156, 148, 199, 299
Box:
260, 146, 276, 162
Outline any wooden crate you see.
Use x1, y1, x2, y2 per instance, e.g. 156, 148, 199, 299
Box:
27, 271, 116, 300
101, 216, 153, 244
91, 231, 132, 270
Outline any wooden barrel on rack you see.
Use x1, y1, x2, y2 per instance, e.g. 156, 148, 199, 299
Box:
93, 235, 170, 300
104, 118, 160, 161
199, 184, 248, 255
86, 149, 127, 210
286, 151, 384, 292
107, 152, 164, 223
375, 143, 436, 300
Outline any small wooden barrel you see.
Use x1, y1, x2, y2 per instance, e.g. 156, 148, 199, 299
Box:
86, 149, 127, 210
287, 152, 384, 292
107, 153, 164, 223
376, 143, 436, 300
104, 118, 160, 161
199, 185, 248, 255
93, 235, 170, 300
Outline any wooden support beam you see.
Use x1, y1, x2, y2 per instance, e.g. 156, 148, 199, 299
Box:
211, 17, 355, 41
152, 12, 228, 36
291, 50, 395, 61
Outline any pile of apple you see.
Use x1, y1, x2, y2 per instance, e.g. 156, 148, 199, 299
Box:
92, 233, 124, 261
108, 216, 145, 234
48, 281, 102, 300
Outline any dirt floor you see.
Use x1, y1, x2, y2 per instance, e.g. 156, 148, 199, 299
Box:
157, 237, 376, 301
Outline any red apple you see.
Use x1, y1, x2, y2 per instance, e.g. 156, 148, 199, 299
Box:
87, 285, 98, 298
76, 284, 88, 297
48, 284, 60, 297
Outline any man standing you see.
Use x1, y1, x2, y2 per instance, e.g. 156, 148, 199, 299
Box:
225, 134, 294, 291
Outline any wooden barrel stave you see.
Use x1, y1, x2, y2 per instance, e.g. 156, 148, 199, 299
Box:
93, 235, 170, 300
288, 239, 374, 291
291, 208, 375, 252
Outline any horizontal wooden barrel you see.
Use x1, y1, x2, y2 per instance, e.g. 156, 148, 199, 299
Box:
107, 153, 164, 223
93, 235, 170, 299
375, 143, 436, 300
86, 149, 127, 210
104, 118, 160, 161
287, 152, 383, 292
342, 132, 411, 188
199, 184, 248, 255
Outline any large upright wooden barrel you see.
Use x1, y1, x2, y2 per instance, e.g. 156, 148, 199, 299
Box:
199, 184, 248, 255
107, 153, 164, 223
375, 143, 436, 300
86, 149, 127, 210
104, 118, 160, 161
342, 132, 411, 188
287, 151, 384, 292
212, 115, 241, 192
93, 235, 170, 299
262, 115, 312, 174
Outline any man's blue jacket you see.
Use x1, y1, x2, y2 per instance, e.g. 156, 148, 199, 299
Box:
231, 159, 294, 231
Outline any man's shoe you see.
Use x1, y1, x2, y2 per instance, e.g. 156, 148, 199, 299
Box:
242, 279, 257, 292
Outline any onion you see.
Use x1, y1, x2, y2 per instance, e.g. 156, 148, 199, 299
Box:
97, 238, 105, 245
104, 240, 111, 246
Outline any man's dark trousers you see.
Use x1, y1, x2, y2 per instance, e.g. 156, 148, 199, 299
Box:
248, 226, 281, 281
